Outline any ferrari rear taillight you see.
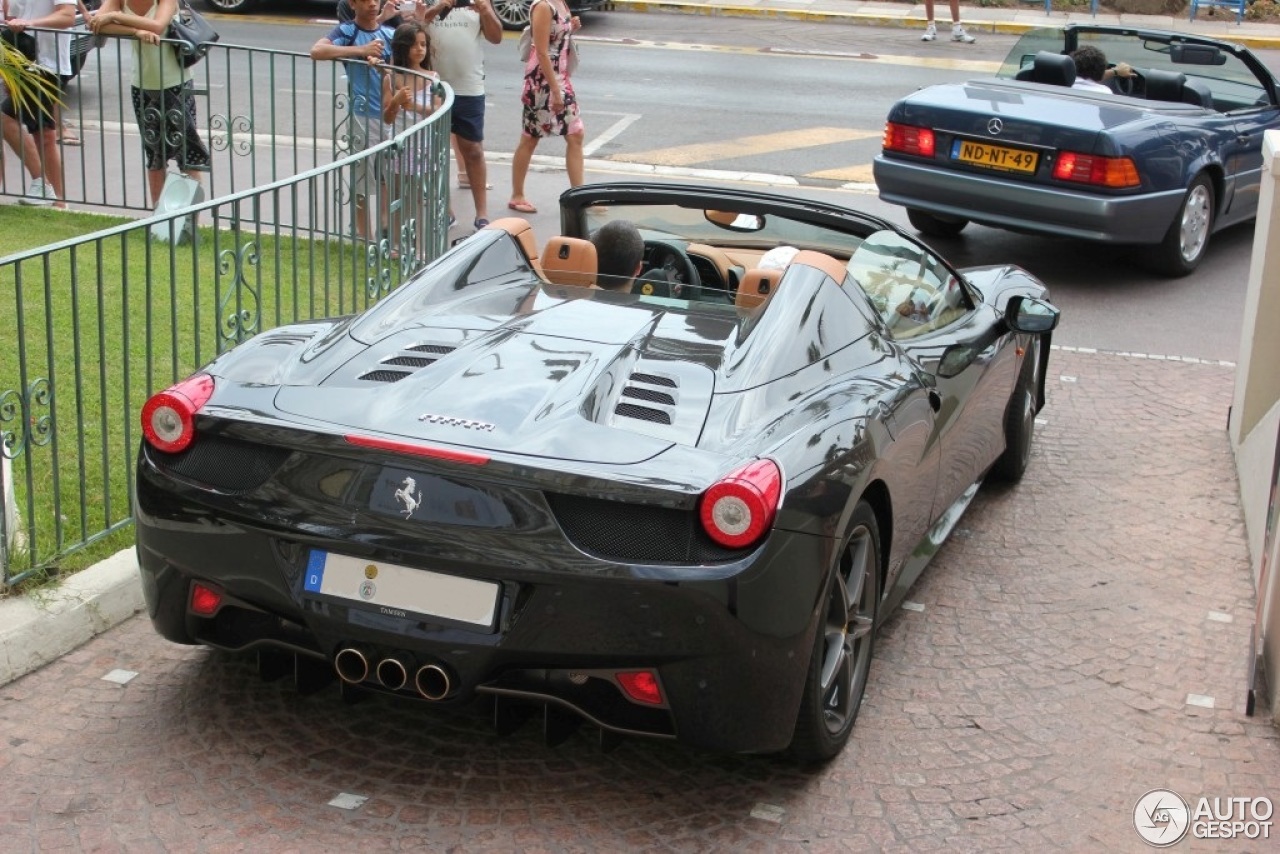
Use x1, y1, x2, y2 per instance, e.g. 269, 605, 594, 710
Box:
142, 373, 214, 453
699, 459, 782, 550
883, 122, 936, 158
1052, 152, 1140, 188
189, 581, 223, 617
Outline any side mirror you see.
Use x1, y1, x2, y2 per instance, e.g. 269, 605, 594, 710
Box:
1004, 295, 1059, 334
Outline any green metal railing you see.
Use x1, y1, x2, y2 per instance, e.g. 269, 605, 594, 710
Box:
1, 33, 453, 586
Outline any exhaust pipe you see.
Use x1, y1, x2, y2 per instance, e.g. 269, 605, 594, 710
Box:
414, 662, 453, 701
333, 647, 371, 684
376, 655, 412, 691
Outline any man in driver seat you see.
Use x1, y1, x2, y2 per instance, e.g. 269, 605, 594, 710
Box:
591, 220, 645, 292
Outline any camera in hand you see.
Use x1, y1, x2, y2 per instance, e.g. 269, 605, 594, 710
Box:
438, 0, 471, 18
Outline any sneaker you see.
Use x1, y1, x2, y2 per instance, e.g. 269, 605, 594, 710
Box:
952, 25, 976, 44
20, 178, 55, 207
473, 217, 490, 231
921, 22, 937, 42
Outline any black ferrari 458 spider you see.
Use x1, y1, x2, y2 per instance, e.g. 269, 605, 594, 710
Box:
135, 183, 1059, 761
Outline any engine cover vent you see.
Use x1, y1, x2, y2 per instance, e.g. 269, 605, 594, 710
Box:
614, 371, 679, 425
358, 343, 457, 383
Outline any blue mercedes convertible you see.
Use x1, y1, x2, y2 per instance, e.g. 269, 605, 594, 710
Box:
873, 25, 1279, 276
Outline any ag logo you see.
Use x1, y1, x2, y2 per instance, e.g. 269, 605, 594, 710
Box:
1134, 789, 1191, 846
640, 282, 654, 295
364, 564, 378, 580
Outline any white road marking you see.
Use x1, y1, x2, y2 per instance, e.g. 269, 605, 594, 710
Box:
582, 112, 643, 158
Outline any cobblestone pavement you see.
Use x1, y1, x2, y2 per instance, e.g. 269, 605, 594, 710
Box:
1, 348, 1277, 853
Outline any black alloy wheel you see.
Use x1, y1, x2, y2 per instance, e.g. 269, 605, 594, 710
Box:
990, 336, 1039, 483
789, 500, 881, 763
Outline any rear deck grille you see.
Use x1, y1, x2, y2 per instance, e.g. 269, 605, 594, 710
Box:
147, 436, 290, 493
546, 493, 747, 564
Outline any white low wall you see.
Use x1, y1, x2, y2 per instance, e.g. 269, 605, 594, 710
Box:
1231, 130, 1280, 723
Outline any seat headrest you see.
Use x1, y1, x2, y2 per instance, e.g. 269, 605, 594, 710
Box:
541, 236, 597, 288
735, 268, 781, 311
1182, 78, 1212, 108
1145, 68, 1188, 103
1032, 51, 1076, 87
792, 250, 848, 284
485, 217, 539, 266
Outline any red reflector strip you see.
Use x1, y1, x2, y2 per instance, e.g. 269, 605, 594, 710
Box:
616, 671, 664, 705
344, 434, 490, 465
190, 582, 223, 617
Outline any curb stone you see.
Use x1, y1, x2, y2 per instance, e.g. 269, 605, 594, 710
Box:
0, 548, 143, 687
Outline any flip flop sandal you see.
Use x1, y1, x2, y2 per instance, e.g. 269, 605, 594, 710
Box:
507, 199, 538, 214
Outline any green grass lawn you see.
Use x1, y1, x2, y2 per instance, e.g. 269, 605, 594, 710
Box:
1, 205, 409, 590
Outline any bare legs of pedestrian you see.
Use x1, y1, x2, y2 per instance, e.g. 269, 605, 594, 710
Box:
566, 130, 584, 188
510, 130, 585, 212
509, 133, 538, 212
456, 136, 489, 226
2, 115, 64, 208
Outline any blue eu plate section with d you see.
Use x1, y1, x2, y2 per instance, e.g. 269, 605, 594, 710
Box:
303, 549, 500, 632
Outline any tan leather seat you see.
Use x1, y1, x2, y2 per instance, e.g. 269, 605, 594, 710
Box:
484, 217, 540, 273
735, 268, 780, 310
791, 250, 848, 284
541, 236, 597, 288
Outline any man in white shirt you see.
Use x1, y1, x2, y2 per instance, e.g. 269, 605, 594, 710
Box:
1, 0, 75, 207
422, 0, 502, 230
1071, 45, 1132, 94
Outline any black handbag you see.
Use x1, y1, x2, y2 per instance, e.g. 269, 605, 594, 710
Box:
167, 0, 219, 68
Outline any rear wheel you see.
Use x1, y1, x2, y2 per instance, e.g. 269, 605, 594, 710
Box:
908, 208, 968, 238
789, 501, 880, 763
990, 337, 1039, 482
1148, 174, 1214, 277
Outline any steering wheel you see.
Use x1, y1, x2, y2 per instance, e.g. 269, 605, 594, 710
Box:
1112, 66, 1138, 97
636, 240, 700, 299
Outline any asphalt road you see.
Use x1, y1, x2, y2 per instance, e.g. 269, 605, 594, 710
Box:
77, 5, 1266, 363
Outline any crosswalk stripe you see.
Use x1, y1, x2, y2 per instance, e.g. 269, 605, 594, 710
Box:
610, 127, 880, 168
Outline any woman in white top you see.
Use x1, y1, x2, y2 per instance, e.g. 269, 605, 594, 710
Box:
90, 0, 210, 207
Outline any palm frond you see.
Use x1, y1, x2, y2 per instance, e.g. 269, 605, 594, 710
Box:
0, 39, 63, 114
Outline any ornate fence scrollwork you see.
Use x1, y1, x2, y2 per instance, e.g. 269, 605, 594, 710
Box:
217, 241, 262, 349
0, 381, 53, 461
209, 113, 255, 157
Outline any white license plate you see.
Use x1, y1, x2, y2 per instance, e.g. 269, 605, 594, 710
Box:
303, 550, 499, 630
